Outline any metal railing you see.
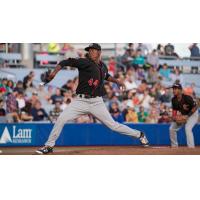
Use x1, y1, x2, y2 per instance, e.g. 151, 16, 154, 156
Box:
1, 51, 200, 74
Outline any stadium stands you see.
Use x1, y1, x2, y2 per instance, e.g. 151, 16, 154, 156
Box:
0, 53, 23, 67
0, 43, 200, 124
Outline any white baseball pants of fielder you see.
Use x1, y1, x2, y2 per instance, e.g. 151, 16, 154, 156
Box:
45, 96, 141, 147
169, 110, 199, 148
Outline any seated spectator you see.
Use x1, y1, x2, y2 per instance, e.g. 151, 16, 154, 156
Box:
61, 98, 71, 111
49, 100, 63, 122
6, 89, 20, 122
157, 44, 165, 55
37, 84, 48, 101
29, 91, 39, 106
109, 84, 120, 99
61, 80, 74, 96
0, 87, 6, 99
16, 91, 26, 110
170, 67, 183, 85
164, 43, 174, 56
159, 103, 168, 114
147, 49, 159, 68
0, 99, 6, 117
62, 90, 73, 104
126, 68, 136, 78
20, 101, 33, 121
23, 71, 35, 90
78, 50, 85, 58
137, 79, 148, 93
109, 102, 124, 123
152, 83, 164, 101
164, 43, 179, 58
124, 75, 137, 90
139, 90, 154, 110
132, 49, 145, 69
127, 43, 135, 57
145, 108, 159, 123
158, 111, 171, 123
137, 106, 148, 123
147, 66, 159, 85
49, 88, 63, 104
121, 49, 133, 68
105, 88, 115, 101
131, 91, 140, 106
108, 57, 116, 76
31, 100, 48, 121
0, 78, 9, 94
7, 80, 14, 93
106, 81, 115, 92
106, 79, 116, 93
61, 43, 71, 53
14, 80, 24, 93
136, 68, 145, 80
46, 85, 54, 101
159, 63, 171, 81
136, 43, 149, 56
124, 106, 138, 123
109, 95, 122, 109
188, 43, 200, 58
159, 88, 171, 103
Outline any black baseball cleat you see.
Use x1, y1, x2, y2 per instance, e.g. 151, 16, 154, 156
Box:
35, 146, 53, 155
139, 132, 149, 147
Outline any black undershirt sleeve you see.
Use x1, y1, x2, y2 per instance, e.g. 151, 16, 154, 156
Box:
58, 58, 82, 69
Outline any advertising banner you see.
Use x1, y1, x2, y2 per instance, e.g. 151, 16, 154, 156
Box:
0, 123, 200, 146
0, 124, 36, 146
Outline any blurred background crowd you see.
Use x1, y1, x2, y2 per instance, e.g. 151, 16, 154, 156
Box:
0, 43, 200, 123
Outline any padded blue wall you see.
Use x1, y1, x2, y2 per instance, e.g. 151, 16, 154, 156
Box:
0, 123, 199, 146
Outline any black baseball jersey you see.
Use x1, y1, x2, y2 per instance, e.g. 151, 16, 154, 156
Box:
172, 94, 197, 115
59, 57, 111, 97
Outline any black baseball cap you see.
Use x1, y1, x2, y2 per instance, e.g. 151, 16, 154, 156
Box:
85, 43, 101, 51
167, 83, 183, 90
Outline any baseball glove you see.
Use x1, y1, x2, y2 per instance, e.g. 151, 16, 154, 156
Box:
40, 70, 52, 85
175, 115, 187, 125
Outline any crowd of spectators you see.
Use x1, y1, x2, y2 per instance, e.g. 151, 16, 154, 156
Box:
0, 43, 200, 124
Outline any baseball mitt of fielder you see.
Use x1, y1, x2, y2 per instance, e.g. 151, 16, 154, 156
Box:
175, 115, 187, 125
40, 70, 52, 85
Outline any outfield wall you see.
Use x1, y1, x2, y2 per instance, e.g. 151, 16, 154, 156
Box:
0, 123, 200, 146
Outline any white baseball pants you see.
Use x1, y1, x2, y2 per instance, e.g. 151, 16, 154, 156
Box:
45, 96, 141, 147
169, 110, 199, 148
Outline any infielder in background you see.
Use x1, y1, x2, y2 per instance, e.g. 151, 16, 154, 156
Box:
36, 43, 149, 154
169, 83, 199, 148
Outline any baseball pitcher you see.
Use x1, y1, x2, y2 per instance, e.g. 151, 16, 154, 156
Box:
36, 43, 149, 154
